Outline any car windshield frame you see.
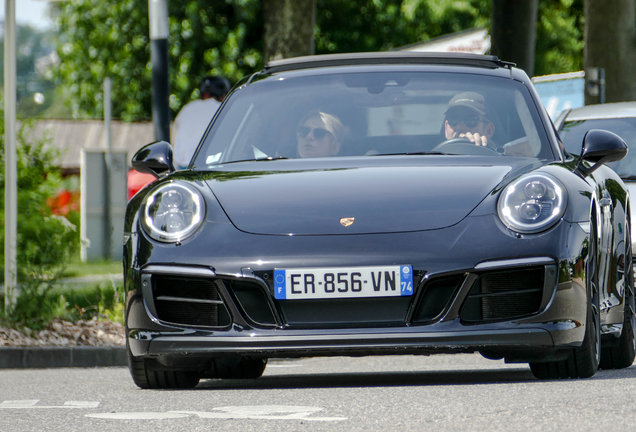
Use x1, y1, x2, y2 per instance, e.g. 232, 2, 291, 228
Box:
192, 67, 556, 168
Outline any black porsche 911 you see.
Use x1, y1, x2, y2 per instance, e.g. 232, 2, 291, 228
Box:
124, 52, 635, 389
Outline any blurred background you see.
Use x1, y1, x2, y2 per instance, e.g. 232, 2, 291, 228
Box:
1, 0, 592, 122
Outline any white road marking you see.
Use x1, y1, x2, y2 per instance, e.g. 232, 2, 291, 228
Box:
175, 405, 346, 421
0, 400, 99, 409
64, 401, 100, 408
86, 412, 190, 420
265, 364, 301, 368
0, 400, 39, 408
86, 405, 347, 421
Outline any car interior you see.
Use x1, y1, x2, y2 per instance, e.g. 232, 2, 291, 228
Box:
194, 70, 554, 167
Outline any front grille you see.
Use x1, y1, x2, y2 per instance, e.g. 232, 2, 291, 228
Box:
151, 276, 231, 327
460, 267, 545, 322
154, 276, 219, 300
155, 299, 220, 326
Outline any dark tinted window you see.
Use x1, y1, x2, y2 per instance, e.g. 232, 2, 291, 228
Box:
193, 70, 553, 166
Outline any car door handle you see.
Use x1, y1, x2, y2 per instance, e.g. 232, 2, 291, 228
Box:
600, 197, 612, 208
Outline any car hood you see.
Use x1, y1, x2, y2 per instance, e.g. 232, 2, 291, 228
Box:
200, 158, 516, 235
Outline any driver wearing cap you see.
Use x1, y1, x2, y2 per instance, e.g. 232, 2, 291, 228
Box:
443, 92, 495, 148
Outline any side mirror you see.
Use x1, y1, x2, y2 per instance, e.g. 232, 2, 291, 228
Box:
575, 129, 628, 176
131, 141, 175, 177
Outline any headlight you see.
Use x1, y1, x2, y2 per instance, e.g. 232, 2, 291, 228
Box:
141, 182, 205, 242
497, 173, 567, 233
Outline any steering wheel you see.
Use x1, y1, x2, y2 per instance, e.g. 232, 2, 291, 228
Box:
432, 137, 500, 156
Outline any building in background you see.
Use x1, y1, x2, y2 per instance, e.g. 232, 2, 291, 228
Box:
397, 28, 490, 55
532, 71, 585, 120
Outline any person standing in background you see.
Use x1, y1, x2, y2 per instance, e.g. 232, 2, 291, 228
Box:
173, 76, 231, 169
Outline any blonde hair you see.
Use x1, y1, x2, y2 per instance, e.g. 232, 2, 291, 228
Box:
298, 110, 344, 144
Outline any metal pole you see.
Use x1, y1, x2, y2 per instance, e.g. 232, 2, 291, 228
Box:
105, 78, 112, 152
149, 0, 170, 142
4, 0, 18, 316
103, 78, 113, 259
598, 68, 606, 104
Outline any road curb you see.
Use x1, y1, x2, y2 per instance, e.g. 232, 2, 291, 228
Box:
0, 346, 127, 369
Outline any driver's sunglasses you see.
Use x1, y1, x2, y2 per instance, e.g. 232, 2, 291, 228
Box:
297, 126, 332, 140
446, 113, 485, 128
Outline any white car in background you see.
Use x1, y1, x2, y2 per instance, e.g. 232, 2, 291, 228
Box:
556, 102, 636, 258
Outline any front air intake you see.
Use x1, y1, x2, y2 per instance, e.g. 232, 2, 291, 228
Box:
460, 267, 545, 322
151, 276, 231, 327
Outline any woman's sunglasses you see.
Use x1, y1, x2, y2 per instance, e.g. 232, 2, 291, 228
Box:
297, 126, 332, 140
446, 113, 486, 128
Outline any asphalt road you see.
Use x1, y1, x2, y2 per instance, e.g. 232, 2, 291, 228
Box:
1, 353, 635, 432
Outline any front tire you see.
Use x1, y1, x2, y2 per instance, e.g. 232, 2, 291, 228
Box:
600, 221, 636, 369
127, 338, 201, 390
529, 217, 601, 379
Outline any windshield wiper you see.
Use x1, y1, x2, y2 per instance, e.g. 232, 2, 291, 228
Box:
217, 156, 289, 165
255, 156, 289, 161
369, 151, 446, 156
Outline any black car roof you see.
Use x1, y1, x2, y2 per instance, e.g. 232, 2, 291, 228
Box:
264, 52, 516, 74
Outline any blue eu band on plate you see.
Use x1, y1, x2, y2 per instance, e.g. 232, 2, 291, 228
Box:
273, 265, 414, 300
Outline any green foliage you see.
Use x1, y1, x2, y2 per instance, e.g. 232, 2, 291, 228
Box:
0, 281, 125, 329
316, 0, 583, 76
51, 281, 126, 325
315, 0, 490, 53
0, 109, 80, 327
63, 259, 122, 278
0, 121, 80, 278
51, 0, 262, 121
50, 0, 585, 121
534, 0, 584, 76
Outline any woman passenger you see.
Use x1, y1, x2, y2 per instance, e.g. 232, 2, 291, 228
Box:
296, 111, 344, 158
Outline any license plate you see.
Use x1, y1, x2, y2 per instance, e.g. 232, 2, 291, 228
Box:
273, 265, 414, 300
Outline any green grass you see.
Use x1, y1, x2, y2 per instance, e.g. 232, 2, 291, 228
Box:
1, 281, 125, 327
62, 259, 123, 278
1, 259, 125, 328
53, 282, 125, 324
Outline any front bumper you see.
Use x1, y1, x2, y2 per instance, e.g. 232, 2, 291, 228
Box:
130, 321, 576, 363
125, 216, 590, 365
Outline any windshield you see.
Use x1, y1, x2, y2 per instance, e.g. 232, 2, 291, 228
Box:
560, 118, 636, 178
192, 70, 553, 167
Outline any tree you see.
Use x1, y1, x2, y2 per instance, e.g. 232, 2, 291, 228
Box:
534, 0, 584, 77
490, 0, 539, 75
50, 0, 587, 120
263, 0, 315, 63
51, 0, 262, 121
584, 0, 636, 104
316, 0, 489, 54
51, 0, 492, 120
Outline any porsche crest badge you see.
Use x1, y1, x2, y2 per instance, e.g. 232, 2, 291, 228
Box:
340, 217, 355, 227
